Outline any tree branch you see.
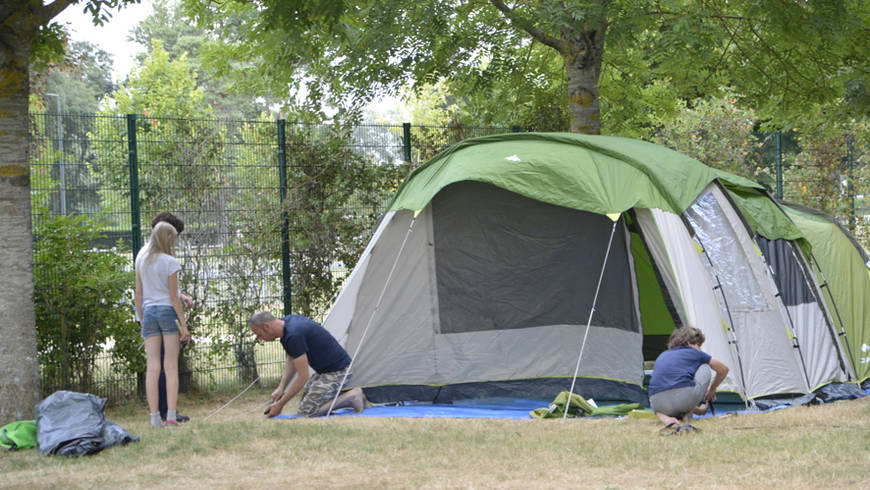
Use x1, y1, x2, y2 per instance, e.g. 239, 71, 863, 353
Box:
645, 10, 759, 22
489, 0, 563, 53
37, 0, 76, 25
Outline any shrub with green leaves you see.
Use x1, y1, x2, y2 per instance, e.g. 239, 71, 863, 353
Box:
33, 211, 140, 392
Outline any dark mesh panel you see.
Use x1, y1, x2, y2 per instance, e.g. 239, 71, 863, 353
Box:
756, 236, 815, 306
432, 181, 638, 334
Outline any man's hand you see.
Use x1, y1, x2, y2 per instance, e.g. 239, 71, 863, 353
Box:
271, 386, 284, 402
264, 402, 284, 418
181, 293, 195, 309
704, 389, 717, 403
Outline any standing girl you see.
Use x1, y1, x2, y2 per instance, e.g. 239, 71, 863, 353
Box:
135, 221, 190, 428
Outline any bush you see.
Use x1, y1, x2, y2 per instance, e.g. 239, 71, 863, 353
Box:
33, 211, 140, 391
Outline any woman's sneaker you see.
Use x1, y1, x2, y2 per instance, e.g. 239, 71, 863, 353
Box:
162, 420, 181, 429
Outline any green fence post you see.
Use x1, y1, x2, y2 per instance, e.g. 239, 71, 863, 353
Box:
277, 119, 292, 315
402, 122, 412, 163
127, 114, 142, 259
775, 130, 783, 200
847, 136, 855, 232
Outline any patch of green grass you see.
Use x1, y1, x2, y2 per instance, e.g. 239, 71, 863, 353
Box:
4, 392, 869, 488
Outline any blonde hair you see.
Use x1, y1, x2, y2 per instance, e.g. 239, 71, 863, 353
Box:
139, 221, 178, 271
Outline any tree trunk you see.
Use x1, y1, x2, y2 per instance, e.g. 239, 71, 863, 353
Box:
234, 339, 259, 385
563, 23, 607, 135
0, 14, 41, 424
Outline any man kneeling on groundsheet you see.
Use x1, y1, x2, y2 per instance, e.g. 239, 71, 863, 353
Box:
249, 311, 368, 418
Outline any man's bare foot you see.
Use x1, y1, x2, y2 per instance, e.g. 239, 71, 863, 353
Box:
348, 387, 367, 413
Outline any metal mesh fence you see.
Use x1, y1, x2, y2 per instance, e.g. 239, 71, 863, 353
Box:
751, 130, 869, 246
29, 113, 868, 404
29, 113, 531, 404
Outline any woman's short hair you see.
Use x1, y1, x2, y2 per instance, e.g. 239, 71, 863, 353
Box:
667, 326, 705, 349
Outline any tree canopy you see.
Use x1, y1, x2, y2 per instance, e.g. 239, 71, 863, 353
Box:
181, 0, 869, 134
131, 0, 271, 119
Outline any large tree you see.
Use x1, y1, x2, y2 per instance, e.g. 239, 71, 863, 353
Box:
0, 0, 137, 424
183, 0, 869, 134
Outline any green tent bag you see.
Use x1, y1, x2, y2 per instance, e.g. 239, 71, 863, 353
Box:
0, 420, 37, 451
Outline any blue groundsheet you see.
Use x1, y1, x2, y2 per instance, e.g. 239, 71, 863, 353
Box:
273, 397, 754, 420
273, 386, 870, 420
274, 398, 549, 420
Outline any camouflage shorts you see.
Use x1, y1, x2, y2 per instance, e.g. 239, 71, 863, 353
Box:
297, 368, 353, 417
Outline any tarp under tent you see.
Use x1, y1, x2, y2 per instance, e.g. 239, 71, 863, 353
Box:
322, 132, 863, 407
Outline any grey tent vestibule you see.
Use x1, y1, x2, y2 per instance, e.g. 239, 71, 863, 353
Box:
322, 133, 866, 407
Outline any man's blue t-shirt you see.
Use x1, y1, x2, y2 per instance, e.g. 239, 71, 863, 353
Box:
648, 346, 712, 396
280, 314, 351, 374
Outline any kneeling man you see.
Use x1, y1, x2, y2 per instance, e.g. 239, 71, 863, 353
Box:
249, 311, 367, 417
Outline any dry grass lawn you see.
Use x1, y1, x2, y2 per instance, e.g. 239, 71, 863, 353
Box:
3, 389, 869, 489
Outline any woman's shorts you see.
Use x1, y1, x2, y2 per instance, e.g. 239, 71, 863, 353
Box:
141, 305, 180, 338
649, 364, 712, 418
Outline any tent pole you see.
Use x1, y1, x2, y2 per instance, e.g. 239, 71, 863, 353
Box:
759, 249, 813, 392
787, 243, 855, 380
562, 219, 619, 422
324, 216, 418, 417
806, 251, 858, 380
695, 240, 753, 407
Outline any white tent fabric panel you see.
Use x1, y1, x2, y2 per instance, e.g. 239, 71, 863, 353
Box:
756, 236, 852, 388
685, 185, 808, 398
787, 303, 850, 389
339, 208, 438, 389
805, 263, 857, 381
322, 211, 397, 345
635, 208, 744, 397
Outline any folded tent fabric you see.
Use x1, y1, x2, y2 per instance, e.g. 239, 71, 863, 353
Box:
530, 391, 597, 419
530, 391, 645, 419
35, 390, 139, 456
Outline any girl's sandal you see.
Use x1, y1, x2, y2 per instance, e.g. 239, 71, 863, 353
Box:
658, 422, 681, 436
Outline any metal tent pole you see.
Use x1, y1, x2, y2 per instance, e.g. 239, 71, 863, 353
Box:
562, 219, 618, 422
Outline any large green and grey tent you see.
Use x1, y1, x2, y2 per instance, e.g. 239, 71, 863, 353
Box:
322, 133, 863, 405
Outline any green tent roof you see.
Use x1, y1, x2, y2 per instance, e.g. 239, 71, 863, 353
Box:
389, 132, 765, 217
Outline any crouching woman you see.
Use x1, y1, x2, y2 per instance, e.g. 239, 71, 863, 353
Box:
648, 327, 729, 430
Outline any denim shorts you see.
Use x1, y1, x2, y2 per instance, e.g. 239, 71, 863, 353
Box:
141, 305, 180, 338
